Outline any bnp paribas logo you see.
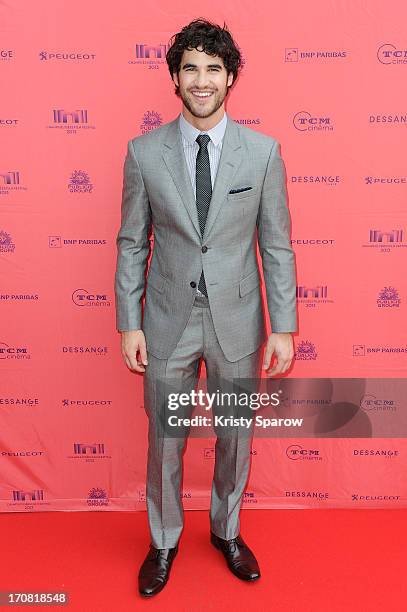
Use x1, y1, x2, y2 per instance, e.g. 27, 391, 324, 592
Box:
377, 43, 407, 65
295, 340, 318, 360
140, 110, 162, 135
377, 286, 401, 308
0, 230, 16, 253
293, 111, 334, 132
68, 170, 93, 193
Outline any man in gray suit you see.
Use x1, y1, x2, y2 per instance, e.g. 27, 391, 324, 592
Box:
115, 18, 297, 597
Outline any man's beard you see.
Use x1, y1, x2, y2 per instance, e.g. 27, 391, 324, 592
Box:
180, 86, 228, 118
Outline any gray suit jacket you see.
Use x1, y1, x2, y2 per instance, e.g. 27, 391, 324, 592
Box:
114, 114, 297, 362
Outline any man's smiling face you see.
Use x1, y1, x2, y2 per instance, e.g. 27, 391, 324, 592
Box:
172, 46, 234, 120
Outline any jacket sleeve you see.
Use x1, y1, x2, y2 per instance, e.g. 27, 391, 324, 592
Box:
256, 139, 298, 333
114, 139, 152, 331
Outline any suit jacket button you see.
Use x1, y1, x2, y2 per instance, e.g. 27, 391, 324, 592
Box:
201, 246, 208, 253
190, 281, 196, 288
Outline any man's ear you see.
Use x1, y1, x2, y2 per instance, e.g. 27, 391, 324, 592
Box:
227, 72, 234, 87
172, 71, 179, 87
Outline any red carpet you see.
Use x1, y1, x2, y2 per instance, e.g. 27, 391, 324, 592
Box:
2, 508, 406, 611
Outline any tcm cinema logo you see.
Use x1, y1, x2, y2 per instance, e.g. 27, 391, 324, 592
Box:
360, 394, 397, 412
71, 289, 111, 307
362, 228, 406, 251
68, 170, 93, 193
365, 175, 406, 185
353, 344, 407, 356
140, 110, 163, 134
47, 109, 96, 133
377, 286, 401, 308
0, 342, 31, 360
0, 171, 27, 196
296, 284, 333, 308
294, 340, 318, 361
242, 491, 258, 504
291, 174, 341, 186
285, 48, 347, 62
293, 111, 334, 132
377, 44, 407, 65
129, 43, 169, 66
87, 488, 109, 507
68, 442, 112, 461
0, 49, 14, 61
39, 50, 96, 61
49, 236, 107, 248
0, 231, 15, 253
286, 444, 322, 461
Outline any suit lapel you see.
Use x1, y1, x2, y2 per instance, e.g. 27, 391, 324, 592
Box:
161, 113, 244, 243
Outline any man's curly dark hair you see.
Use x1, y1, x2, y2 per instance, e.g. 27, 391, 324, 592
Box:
166, 18, 242, 97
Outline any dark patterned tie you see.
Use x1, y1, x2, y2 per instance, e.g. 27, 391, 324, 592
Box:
195, 133, 212, 296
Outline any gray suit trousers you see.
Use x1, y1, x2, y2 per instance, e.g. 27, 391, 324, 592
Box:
143, 294, 264, 549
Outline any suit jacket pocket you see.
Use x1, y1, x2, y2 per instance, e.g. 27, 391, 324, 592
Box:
147, 268, 166, 294
227, 186, 258, 200
239, 269, 260, 297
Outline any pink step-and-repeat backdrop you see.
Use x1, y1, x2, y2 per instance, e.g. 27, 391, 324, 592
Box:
1, 1, 406, 512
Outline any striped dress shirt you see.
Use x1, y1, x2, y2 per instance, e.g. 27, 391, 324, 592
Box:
178, 111, 228, 296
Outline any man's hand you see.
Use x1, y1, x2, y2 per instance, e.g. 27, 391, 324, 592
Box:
120, 329, 148, 373
263, 332, 294, 377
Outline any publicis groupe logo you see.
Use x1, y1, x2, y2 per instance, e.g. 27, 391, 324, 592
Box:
285, 48, 347, 62
39, 50, 96, 61
286, 445, 322, 461
69, 443, 111, 460
293, 111, 334, 131
290, 174, 340, 186
296, 284, 333, 307
362, 228, 406, 251
87, 488, 109, 507
68, 170, 93, 193
377, 43, 407, 65
360, 394, 397, 412
129, 43, 169, 66
365, 175, 406, 185
140, 111, 162, 134
294, 340, 318, 361
71, 289, 111, 307
46, 109, 96, 133
0, 171, 27, 196
377, 286, 401, 308
49, 236, 106, 248
0, 230, 15, 253
353, 344, 407, 356
0, 49, 14, 61
0, 342, 31, 360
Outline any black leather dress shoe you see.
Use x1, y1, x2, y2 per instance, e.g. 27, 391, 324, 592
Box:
211, 532, 261, 581
138, 544, 178, 597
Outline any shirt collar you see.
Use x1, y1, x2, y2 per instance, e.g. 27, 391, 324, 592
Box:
178, 111, 227, 147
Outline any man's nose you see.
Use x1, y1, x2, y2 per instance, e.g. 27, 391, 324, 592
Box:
194, 70, 210, 88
